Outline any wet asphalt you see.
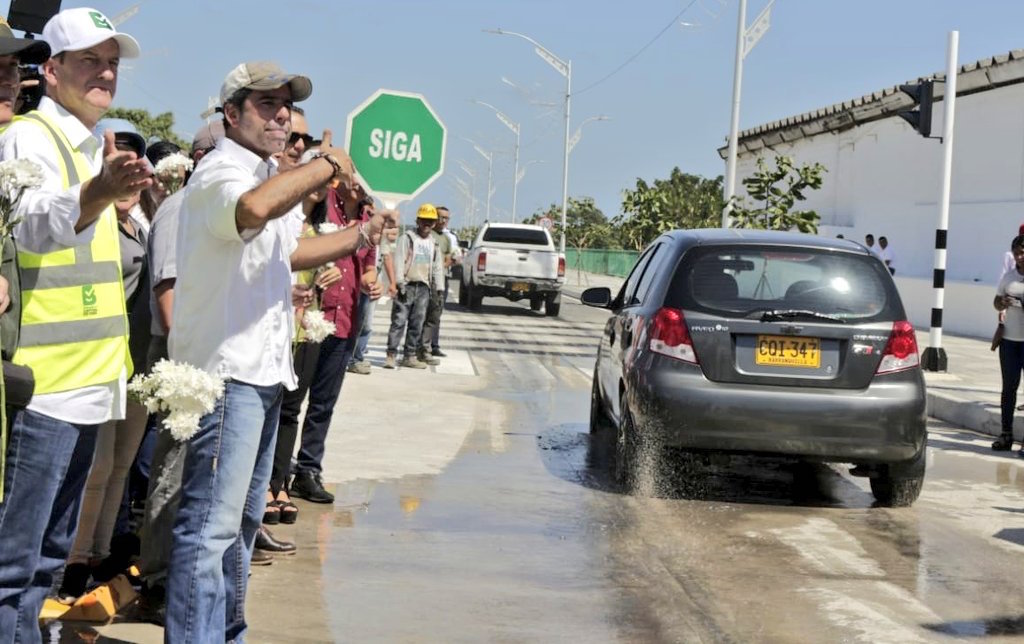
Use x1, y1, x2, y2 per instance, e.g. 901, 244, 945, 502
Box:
59, 293, 1024, 643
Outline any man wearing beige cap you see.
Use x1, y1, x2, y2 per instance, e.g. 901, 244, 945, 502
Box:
0, 7, 150, 637
165, 61, 393, 642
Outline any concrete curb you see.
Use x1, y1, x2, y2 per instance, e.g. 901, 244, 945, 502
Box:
926, 391, 1012, 440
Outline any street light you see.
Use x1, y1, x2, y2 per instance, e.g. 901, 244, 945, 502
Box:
457, 160, 477, 226
486, 28, 572, 254
462, 138, 494, 223
568, 115, 610, 154
473, 100, 521, 223
516, 159, 546, 185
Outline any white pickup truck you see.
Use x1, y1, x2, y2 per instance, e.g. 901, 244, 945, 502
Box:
458, 223, 566, 316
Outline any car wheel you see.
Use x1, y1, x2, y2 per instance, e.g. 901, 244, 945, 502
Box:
869, 445, 926, 507
589, 371, 612, 434
468, 285, 483, 310
545, 293, 561, 317
530, 296, 543, 311
458, 280, 468, 306
614, 392, 641, 490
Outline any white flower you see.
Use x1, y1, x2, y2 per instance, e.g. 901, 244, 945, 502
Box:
128, 359, 225, 441
317, 222, 340, 235
302, 309, 336, 343
153, 152, 194, 177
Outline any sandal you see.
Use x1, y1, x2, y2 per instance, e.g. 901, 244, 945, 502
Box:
992, 433, 1015, 451
262, 501, 281, 525
278, 500, 299, 525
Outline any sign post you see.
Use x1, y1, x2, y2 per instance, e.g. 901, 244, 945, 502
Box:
346, 89, 446, 209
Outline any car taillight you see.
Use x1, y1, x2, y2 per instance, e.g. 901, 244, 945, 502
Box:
649, 307, 698, 364
557, 256, 565, 277
876, 320, 920, 374
477, 252, 487, 272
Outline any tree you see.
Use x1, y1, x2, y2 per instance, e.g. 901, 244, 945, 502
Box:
524, 197, 618, 250
105, 107, 189, 150
616, 168, 724, 251
730, 155, 826, 234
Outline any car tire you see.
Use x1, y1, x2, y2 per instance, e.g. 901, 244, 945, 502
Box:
545, 293, 561, 317
458, 280, 468, 306
589, 371, 612, 434
530, 296, 543, 311
869, 445, 926, 507
614, 392, 641, 490
468, 284, 483, 311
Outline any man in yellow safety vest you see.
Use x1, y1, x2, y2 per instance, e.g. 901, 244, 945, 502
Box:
0, 8, 151, 635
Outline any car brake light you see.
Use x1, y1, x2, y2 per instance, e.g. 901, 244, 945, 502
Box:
557, 256, 565, 277
649, 307, 698, 364
876, 320, 920, 374
477, 252, 487, 272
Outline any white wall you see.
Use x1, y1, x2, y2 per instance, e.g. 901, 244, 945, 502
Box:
735, 83, 1024, 337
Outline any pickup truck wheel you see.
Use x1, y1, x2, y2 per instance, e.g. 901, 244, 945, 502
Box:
457, 280, 468, 306
545, 293, 561, 317
530, 297, 543, 311
468, 285, 483, 310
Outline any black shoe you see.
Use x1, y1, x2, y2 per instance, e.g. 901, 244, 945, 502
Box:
291, 471, 335, 504
255, 527, 296, 555
431, 348, 447, 357
250, 548, 274, 566
992, 434, 1014, 451
57, 563, 92, 603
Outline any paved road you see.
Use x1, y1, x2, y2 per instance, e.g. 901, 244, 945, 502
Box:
72, 290, 1024, 642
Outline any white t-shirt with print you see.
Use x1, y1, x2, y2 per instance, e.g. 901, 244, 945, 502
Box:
406, 233, 435, 285
997, 268, 1024, 341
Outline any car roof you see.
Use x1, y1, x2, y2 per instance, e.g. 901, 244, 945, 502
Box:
660, 228, 873, 256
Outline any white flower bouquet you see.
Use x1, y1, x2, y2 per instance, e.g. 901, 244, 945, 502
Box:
317, 221, 340, 235
153, 152, 194, 194
0, 158, 43, 240
302, 309, 336, 343
128, 359, 225, 441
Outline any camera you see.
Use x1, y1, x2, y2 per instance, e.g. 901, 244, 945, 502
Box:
16, 65, 43, 115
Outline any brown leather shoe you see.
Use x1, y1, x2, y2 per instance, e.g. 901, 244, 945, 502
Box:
250, 549, 274, 566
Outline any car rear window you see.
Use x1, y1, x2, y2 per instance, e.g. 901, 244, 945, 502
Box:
482, 227, 550, 246
666, 245, 899, 321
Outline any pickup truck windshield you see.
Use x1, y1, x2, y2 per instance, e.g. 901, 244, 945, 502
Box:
482, 227, 550, 246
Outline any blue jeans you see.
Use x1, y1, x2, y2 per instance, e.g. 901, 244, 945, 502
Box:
999, 338, 1024, 433
296, 334, 355, 475
386, 282, 430, 357
0, 408, 98, 643
352, 292, 375, 363
164, 380, 283, 644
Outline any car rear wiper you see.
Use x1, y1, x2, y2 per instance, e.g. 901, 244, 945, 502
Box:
754, 309, 846, 323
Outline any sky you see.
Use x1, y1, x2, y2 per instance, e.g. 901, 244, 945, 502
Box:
6, 0, 1024, 229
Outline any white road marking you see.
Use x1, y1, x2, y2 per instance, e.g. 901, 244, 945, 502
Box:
768, 517, 885, 577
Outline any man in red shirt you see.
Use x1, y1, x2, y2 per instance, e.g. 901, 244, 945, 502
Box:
290, 183, 380, 503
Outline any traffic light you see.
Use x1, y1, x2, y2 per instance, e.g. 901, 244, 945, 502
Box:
898, 80, 934, 138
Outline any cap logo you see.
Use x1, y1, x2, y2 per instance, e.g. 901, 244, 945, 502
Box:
89, 11, 114, 31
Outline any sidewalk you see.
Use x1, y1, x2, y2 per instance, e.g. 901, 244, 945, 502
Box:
562, 271, 1010, 441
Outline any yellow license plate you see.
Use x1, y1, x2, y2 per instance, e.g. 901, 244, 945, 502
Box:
755, 335, 821, 368
510, 282, 530, 292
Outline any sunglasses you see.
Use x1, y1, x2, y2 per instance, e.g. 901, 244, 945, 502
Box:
288, 132, 315, 147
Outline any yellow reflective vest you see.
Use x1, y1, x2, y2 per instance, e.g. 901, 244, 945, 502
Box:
9, 111, 132, 394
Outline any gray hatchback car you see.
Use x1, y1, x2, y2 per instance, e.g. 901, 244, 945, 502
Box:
583, 229, 927, 506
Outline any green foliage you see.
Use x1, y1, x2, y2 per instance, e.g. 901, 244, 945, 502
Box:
616, 168, 724, 251
524, 197, 619, 250
105, 107, 189, 150
453, 225, 479, 245
730, 155, 826, 234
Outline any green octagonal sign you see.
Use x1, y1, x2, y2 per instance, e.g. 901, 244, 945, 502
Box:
346, 89, 446, 207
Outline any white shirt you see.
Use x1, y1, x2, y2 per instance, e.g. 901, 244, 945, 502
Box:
1001, 251, 1015, 285
0, 97, 125, 424
997, 269, 1024, 341
169, 137, 299, 390
879, 244, 895, 270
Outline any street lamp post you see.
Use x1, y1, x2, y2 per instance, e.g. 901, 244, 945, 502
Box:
568, 115, 610, 154
457, 160, 477, 227
486, 28, 571, 254
472, 144, 494, 223
473, 100, 521, 223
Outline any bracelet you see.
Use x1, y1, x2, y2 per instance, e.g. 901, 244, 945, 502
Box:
317, 153, 344, 180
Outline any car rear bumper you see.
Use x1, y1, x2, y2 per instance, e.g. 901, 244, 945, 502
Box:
475, 275, 563, 298
629, 361, 927, 464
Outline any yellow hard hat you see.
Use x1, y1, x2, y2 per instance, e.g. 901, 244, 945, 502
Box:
417, 203, 438, 220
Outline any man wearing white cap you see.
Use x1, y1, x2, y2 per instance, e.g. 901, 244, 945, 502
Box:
165, 61, 393, 642
0, 7, 150, 637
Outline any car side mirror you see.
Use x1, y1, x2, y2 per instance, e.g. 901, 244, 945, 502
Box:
581, 287, 612, 308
